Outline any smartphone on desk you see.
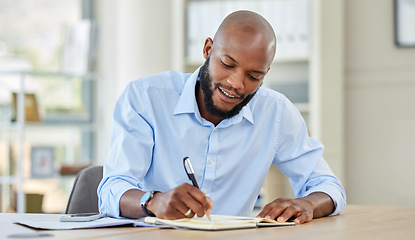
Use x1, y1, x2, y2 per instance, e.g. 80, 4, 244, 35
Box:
60, 212, 106, 222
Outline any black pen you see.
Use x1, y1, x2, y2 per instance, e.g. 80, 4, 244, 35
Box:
183, 157, 211, 221
183, 157, 199, 188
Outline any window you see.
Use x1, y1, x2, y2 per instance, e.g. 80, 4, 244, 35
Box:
0, 0, 96, 213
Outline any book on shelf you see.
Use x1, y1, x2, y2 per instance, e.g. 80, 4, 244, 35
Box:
11, 92, 41, 122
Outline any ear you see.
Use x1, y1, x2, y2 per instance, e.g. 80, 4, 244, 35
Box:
203, 37, 213, 60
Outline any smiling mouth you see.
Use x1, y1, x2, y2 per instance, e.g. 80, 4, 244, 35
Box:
219, 87, 238, 98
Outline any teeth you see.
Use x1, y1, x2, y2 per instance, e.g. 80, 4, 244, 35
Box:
220, 88, 235, 98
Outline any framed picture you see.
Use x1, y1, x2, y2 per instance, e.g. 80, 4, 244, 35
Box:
12, 93, 42, 122
394, 0, 415, 47
31, 147, 55, 178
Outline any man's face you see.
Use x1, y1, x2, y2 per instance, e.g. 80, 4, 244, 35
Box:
199, 30, 273, 120
199, 56, 257, 119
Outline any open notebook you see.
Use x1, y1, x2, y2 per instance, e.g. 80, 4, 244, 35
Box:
144, 214, 295, 231
15, 214, 294, 231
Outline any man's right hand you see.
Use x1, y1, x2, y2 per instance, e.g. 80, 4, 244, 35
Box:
147, 183, 213, 220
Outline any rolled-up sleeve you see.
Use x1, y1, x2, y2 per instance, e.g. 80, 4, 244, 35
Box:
299, 158, 346, 216
97, 82, 154, 218
274, 97, 346, 216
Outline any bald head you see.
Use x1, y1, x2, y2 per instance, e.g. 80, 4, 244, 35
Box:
213, 10, 276, 63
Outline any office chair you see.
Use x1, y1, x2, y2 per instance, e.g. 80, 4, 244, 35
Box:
65, 165, 103, 214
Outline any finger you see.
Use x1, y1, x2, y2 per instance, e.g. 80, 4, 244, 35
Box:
183, 209, 195, 218
256, 204, 273, 218
257, 203, 285, 220
178, 205, 196, 218
276, 206, 300, 223
185, 192, 209, 217
184, 209, 192, 217
163, 184, 205, 218
186, 187, 213, 217
174, 184, 208, 217
293, 212, 312, 224
174, 208, 194, 220
205, 197, 214, 214
162, 190, 196, 219
161, 206, 191, 220
171, 201, 194, 219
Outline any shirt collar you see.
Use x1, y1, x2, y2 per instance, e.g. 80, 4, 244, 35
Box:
173, 68, 200, 115
173, 67, 254, 125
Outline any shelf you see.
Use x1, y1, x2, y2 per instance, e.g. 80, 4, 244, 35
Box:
0, 71, 98, 80
0, 176, 18, 185
0, 123, 14, 131
59, 164, 91, 176
0, 70, 98, 213
0, 122, 96, 131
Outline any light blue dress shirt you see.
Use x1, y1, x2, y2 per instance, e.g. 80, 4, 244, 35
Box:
98, 68, 346, 218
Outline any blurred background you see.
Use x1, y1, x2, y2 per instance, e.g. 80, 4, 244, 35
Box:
0, 0, 414, 214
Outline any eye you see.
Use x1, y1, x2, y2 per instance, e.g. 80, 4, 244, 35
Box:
248, 74, 261, 81
220, 60, 234, 69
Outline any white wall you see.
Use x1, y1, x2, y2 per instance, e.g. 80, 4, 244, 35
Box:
95, 0, 173, 164
345, 0, 415, 205
311, 0, 345, 183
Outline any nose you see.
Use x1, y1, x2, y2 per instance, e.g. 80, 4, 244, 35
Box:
226, 72, 244, 90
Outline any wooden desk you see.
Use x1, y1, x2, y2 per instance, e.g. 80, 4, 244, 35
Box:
1, 205, 414, 240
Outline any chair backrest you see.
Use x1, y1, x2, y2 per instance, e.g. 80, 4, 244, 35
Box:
65, 165, 103, 214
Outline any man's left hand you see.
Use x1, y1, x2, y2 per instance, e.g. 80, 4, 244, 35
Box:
256, 192, 334, 224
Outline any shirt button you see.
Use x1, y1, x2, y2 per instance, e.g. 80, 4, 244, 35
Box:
208, 158, 214, 164
203, 189, 208, 194
213, 129, 217, 133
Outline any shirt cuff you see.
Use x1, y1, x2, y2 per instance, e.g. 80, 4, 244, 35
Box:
303, 184, 346, 216
99, 178, 139, 218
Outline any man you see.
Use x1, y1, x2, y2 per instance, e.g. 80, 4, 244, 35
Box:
98, 10, 346, 224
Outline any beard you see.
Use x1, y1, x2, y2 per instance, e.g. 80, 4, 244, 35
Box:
198, 56, 258, 120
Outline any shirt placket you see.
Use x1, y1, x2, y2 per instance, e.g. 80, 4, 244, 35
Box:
200, 127, 218, 197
